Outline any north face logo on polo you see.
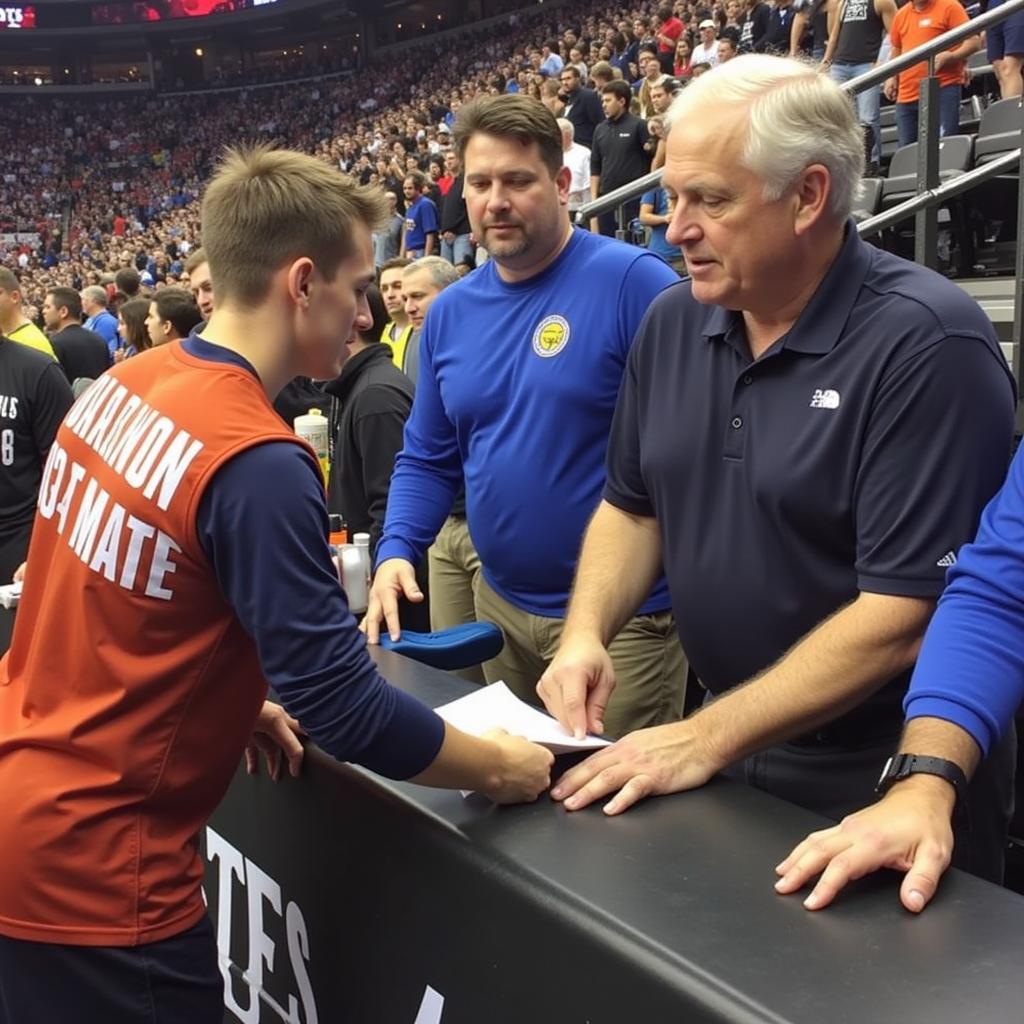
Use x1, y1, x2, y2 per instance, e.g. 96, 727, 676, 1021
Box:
936, 551, 957, 568
810, 389, 841, 409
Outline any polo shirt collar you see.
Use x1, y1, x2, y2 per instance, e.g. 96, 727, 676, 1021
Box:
698, 220, 872, 356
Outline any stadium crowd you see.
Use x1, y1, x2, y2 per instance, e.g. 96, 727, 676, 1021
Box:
0, 0, 866, 319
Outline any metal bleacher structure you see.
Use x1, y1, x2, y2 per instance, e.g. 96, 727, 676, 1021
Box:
579, 0, 1024, 420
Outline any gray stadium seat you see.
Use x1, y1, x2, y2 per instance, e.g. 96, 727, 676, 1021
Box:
974, 98, 1022, 166
881, 135, 974, 208
852, 177, 882, 222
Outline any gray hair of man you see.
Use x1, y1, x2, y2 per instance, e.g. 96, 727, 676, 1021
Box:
403, 256, 459, 290
556, 117, 575, 142
664, 55, 863, 222
81, 285, 109, 308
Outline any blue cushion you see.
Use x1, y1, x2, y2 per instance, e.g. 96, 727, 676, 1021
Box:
380, 622, 504, 671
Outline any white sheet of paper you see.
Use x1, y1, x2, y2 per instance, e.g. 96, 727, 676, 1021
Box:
0, 581, 22, 610
435, 681, 611, 755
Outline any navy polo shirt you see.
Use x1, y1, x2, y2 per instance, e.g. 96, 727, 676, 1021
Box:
605, 223, 1015, 733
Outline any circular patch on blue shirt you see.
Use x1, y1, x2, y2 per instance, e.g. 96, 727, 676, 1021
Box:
532, 315, 571, 358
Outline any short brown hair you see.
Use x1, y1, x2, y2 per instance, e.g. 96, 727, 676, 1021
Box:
601, 80, 633, 105
590, 60, 614, 83
152, 288, 203, 339
48, 286, 82, 320
183, 247, 208, 276
201, 145, 389, 306
378, 257, 412, 280
0, 268, 20, 294
453, 94, 563, 179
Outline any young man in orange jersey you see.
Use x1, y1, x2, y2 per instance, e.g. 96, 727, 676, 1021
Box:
0, 146, 552, 1023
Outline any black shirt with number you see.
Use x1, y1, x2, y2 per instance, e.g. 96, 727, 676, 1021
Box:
0, 337, 73, 545
51, 324, 111, 385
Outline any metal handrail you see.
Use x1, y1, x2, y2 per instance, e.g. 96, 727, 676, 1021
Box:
576, 0, 1024, 223
856, 149, 1021, 237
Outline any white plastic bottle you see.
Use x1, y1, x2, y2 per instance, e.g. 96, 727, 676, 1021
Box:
293, 408, 329, 481
338, 545, 368, 614
353, 532, 371, 594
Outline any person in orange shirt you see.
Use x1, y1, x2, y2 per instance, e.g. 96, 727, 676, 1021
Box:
884, 0, 982, 147
0, 147, 552, 1024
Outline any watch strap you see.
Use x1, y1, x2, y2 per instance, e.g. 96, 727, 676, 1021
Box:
875, 753, 968, 802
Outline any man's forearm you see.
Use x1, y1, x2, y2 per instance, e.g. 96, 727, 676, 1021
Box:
424, 234, 436, 256
562, 499, 663, 647
897, 717, 981, 777
590, 175, 601, 200
694, 592, 935, 767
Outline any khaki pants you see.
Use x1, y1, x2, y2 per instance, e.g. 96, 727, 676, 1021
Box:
428, 516, 484, 684
474, 574, 687, 739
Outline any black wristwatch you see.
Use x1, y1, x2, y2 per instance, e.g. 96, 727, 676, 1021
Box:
875, 753, 968, 803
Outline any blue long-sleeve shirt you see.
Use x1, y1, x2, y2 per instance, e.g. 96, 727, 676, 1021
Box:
905, 444, 1024, 756
188, 335, 445, 779
377, 228, 679, 616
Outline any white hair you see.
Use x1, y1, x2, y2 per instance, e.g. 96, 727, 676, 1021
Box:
665, 55, 863, 221
556, 117, 574, 140
404, 256, 459, 290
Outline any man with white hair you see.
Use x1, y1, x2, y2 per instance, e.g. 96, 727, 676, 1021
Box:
539, 56, 1016, 902
557, 118, 592, 219
80, 285, 119, 359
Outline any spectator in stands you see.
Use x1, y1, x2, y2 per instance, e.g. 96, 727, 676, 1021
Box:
759, 0, 798, 54
366, 95, 685, 738
400, 170, 439, 260
590, 60, 616, 90
655, 4, 686, 72
439, 155, 474, 267
0, 329, 71, 649
558, 118, 593, 218
184, 248, 215, 323
145, 288, 202, 349
790, 0, 833, 61
591, 80, 651, 237
41, 287, 110, 383
374, 192, 404, 269
436, 153, 457, 197
824, 0, 896, 174
718, 34, 740, 62
634, 52, 668, 118
674, 37, 695, 78
639, 184, 684, 272
114, 267, 142, 300
540, 59, 1015, 911
116, 296, 150, 360
399, 256, 459, 383
885, 0, 982, 146
540, 41, 564, 78
559, 65, 604, 148
324, 284, 415, 562
379, 257, 414, 370
0, 269, 55, 360
81, 285, 120, 359
987, 0, 1024, 98
692, 19, 721, 65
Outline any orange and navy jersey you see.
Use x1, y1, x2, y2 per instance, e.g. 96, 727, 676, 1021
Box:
0, 341, 302, 946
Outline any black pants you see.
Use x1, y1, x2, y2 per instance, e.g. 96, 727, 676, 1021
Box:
723, 724, 1017, 884
597, 198, 641, 239
0, 915, 222, 1024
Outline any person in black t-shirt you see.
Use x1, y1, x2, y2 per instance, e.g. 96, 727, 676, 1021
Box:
0, 335, 72, 648
42, 287, 111, 385
590, 80, 651, 238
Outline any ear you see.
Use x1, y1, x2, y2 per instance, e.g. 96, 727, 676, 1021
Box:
793, 163, 831, 236
554, 164, 573, 206
286, 258, 316, 308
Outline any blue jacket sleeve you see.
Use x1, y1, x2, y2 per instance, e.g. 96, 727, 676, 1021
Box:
376, 316, 462, 567
197, 440, 446, 779
904, 445, 1024, 757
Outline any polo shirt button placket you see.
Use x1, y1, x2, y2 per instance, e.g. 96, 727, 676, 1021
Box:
731, 416, 743, 429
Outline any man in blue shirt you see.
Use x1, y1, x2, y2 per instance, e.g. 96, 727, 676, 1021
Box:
639, 186, 683, 272
81, 285, 119, 359
542, 57, 1015, 891
365, 95, 686, 739
399, 171, 439, 260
